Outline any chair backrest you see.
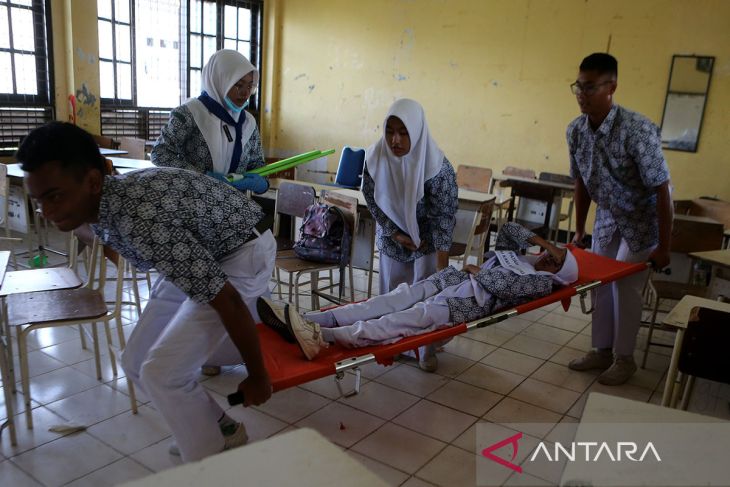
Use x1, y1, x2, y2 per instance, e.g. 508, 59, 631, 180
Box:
335, 147, 365, 188
118, 137, 147, 160
538, 171, 574, 186
319, 190, 359, 244
456, 165, 492, 193
274, 182, 316, 239
93, 134, 118, 149
473, 198, 496, 236
678, 307, 730, 384
503, 166, 536, 179
671, 214, 724, 253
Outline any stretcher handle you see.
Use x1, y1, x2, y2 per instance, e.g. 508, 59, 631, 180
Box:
228, 392, 245, 406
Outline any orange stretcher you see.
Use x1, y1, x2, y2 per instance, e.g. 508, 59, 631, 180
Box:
228, 246, 649, 404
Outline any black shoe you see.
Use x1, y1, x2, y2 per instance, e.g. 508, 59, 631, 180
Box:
257, 297, 296, 343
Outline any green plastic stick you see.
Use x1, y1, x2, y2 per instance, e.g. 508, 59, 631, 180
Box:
249, 149, 322, 175
256, 149, 335, 176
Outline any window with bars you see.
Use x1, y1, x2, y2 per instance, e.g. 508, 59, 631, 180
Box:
98, 0, 133, 104
99, 0, 262, 141
0, 0, 54, 155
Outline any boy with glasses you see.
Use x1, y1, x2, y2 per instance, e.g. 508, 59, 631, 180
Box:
566, 53, 673, 385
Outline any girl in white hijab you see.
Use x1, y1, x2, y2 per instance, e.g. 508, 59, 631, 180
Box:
362, 98, 458, 294
151, 49, 268, 194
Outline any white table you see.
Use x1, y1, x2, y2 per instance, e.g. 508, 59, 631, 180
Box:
119, 428, 389, 487
659, 295, 730, 407
99, 147, 128, 156
107, 156, 155, 170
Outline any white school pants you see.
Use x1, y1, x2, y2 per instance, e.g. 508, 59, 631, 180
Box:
379, 252, 437, 293
121, 230, 275, 462
312, 280, 451, 347
591, 231, 653, 356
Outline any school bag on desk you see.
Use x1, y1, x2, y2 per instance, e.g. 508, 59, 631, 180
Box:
293, 202, 352, 297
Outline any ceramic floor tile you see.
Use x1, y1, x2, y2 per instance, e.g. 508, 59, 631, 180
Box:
587, 381, 653, 403
70, 356, 125, 383
510, 378, 581, 414
299, 371, 367, 400
11, 433, 122, 487
105, 376, 150, 406
484, 398, 562, 438
625, 365, 664, 390
495, 316, 533, 334
198, 366, 248, 397
467, 326, 516, 347
504, 471, 553, 486
548, 346, 588, 367
64, 457, 152, 487
521, 323, 576, 346
0, 460, 42, 486
565, 333, 592, 352
38, 338, 109, 367
529, 361, 597, 393
10, 350, 66, 379
0, 406, 71, 457
295, 401, 384, 448
224, 404, 289, 442
86, 405, 171, 456
338, 381, 420, 420
480, 348, 545, 377
45, 384, 133, 427
358, 361, 398, 380
456, 363, 526, 395
346, 451, 410, 487
427, 380, 503, 417
351, 423, 446, 474
518, 308, 550, 322
538, 311, 591, 333
393, 399, 477, 442
26, 367, 101, 405
129, 438, 183, 473
252, 386, 331, 423
0, 387, 38, 420
502, 335, 562, 360
400, 476, 437, 487
429, 352, 475, 378
23, 328, 81, 353
415, 445, 477, 487
375, 363, 449, 397
442, 336, 496, 361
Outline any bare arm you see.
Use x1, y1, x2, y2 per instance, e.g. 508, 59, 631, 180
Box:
571, 177, 591, 247
648, 181, 673, 269
208, 282, 271, 406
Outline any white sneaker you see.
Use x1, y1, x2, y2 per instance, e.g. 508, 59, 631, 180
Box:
418, 344, 439, 373
169, 416, 247, 456
568, 350, 613, 371
597, 356, 637, 386
286, 306, 329, 360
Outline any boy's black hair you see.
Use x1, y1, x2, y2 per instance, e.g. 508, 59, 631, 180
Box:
579, 52, 618, 78
16, 122, 106, 180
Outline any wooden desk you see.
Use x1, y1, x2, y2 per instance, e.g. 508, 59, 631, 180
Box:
660, 295, 730, 407
99, 148, 128, 156
490, 172, 575, 193
119, 428, 389, 487
689, 249, 730, 268
107, 157, 155, 170
689, 249, 730, 299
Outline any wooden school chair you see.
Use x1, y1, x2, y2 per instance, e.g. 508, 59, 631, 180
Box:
449, 197, 495, 266
456, 164, 492, 193
538, 171, 575, 244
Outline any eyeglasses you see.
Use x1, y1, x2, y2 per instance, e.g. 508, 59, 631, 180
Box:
570, 81, 611, 96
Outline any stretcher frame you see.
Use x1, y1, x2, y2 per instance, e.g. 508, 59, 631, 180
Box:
230, 246, 649, 405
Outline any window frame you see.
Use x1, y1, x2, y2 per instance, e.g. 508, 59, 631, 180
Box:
98, 0, 136, 107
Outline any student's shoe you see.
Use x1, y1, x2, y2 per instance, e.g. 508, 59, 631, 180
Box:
286, 306, 329, 360
201, 365, 221, 376
568, 349, 613, 371
257, 297, 296, 343
597, 356, 637, 386
418, 344, 439, 373
168, 415, 247, 456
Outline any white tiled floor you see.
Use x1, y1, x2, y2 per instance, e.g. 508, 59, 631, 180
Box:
2, 233, 730, 486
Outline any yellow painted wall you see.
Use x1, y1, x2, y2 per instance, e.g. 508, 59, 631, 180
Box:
261, 0, 730, 204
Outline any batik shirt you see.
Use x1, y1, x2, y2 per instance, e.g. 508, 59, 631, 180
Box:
90, 167, 263, 303
567, 104, 671, 252
362, 157, 458, 262
151, 104, 265, 175
427, 222, 555, 324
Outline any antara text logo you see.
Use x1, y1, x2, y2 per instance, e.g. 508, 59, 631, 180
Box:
481, 432, 661, 473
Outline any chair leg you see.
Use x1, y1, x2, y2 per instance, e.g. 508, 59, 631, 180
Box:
641, 297, 661, 369
0, 336, 17, 445
130, 263, 142, 317
294, 273, 300, 312
104, 321, 118, 377
78, 323, 88, 350
2, 300, 17, 389
679, 375, 696, 411
348, 265, 355, 303
17, 327, 33, 429
275, 268, 283, 299
91, 322, 102, 381
111, 314, 138, 414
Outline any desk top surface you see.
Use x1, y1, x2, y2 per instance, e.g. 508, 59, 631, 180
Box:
0, 251, 9, 287
119, 428, 388, 487
689, 249, 730, 267
99, 148, 128, 156
493, 172, 575, 191
108, 157, 155, 169
662, 295, 730, 329
0, 267, 83, 296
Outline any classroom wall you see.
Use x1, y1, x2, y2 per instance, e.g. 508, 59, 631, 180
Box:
260, 0, 730, 202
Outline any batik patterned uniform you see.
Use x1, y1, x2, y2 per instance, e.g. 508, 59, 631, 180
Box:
309, 223, 557, 348
362, 157, 458, 262
151, 104, 265, 175
95, 167, 276, 462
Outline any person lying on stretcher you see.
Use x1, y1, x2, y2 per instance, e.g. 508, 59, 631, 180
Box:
258, 222, 578, 372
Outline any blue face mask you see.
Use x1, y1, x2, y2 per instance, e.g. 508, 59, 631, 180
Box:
224, 96, 249, 113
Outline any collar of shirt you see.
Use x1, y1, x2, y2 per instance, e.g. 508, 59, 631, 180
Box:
578, 104, 619, 139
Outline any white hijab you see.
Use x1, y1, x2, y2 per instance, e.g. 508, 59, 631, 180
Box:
186, 49, 259, 174
365, 99, 444, 248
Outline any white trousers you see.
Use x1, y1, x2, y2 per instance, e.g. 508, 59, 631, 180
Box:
591, 231, 653, 356
379, 252, 437, 293
121, 230, 276, 462
308, 280, 451, 347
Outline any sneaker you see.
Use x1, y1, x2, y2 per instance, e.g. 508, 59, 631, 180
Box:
286, 306, 329, 360
201, 365, 221, 376
568, 350, 613, 371
169, 415, 247, 456
257, 298, 296, 343
418, 344, 439, 373
597, 356, 637, 386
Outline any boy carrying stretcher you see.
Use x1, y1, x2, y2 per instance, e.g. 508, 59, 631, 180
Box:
258, 222, 578, 372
